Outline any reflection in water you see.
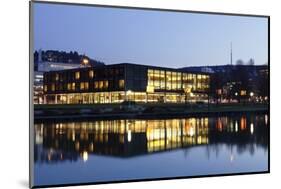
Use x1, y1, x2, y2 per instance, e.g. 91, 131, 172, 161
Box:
34, 114, 268, 164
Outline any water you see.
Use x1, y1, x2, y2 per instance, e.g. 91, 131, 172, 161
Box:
33, 113, 269, 186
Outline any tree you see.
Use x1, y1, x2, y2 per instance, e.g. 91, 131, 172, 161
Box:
236, 59, 244, 65
247, 58, 255, 66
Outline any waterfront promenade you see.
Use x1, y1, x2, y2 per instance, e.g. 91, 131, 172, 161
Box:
34, 103, 268, 120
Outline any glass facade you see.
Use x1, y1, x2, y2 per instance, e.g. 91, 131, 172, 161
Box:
147, 68, 209, 92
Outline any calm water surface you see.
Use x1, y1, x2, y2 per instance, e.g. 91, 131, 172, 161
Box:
34, 113, 269, 186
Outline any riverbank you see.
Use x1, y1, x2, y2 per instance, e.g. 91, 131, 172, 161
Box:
34, 103, 269, 120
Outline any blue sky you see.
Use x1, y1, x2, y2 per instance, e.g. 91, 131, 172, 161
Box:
33, 2, 268, 68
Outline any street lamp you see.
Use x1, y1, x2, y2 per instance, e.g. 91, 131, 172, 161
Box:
126, 90, 132, 102
82, 58, 89, 65
250, 92, 254, 97
235, 92, 238, 96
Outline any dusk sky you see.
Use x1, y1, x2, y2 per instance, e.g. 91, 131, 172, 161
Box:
33, 2, 268, 68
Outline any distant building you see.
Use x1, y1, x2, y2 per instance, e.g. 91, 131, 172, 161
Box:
181, 64, 268, 103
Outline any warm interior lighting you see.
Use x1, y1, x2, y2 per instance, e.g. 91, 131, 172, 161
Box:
75, 71, 80, 80
119, 79, 124, 88
89, 70, 94, 78
146, 85, 154, 93
82, 58, 89, 65
240, 90, 247, 96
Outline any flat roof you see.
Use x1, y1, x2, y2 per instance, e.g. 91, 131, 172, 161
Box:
46, 62, 210, 75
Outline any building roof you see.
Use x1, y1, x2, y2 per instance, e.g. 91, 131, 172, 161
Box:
46, 62, 210, 75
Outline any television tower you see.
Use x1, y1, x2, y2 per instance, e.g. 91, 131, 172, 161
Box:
230, 42, 233, 65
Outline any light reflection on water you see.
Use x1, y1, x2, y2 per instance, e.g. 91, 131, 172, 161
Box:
34, 113, 268, 186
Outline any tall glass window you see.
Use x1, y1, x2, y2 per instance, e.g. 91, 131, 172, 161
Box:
171, 72, 177, 90
166, 71, 172, 90
147, 69, 154, 87
160, 70, 165, 89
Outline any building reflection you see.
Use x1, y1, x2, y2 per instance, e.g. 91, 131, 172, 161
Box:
34, 114, 268, 164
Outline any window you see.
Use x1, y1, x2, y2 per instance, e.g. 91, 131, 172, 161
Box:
80, 82, 85, 90
171, 72, 177, 90
177, 72, 182, 89
241, 90, 247, 96
94, 81, 99, 89
51, 84, 55, 91
89, 70, 94, 78
67, 83, 71, 91
160, 70, 165, 89
75, 71, 80, 80
119, 79, 124, 88
44, 85, 47, 92
147, 69, 166, 90
72, 82, 75, 90
55, 73, 59, 81
85, 82, 89, 90
99, 81, 103, 89
166, 71, 172, 90
147, 69, 153, 86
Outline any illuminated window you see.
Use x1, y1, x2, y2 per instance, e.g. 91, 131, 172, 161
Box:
94, 81, 99, 89
99, 81, 103, 89
171, 72, 177, 90
119, 79, 124, 88
241, 90, 247, 96
166, 71, 172, 90
75, 71, 80, 80
72, 82, 75, 90
55, 73, 59, 81
67, 83, 71, 91
147, 69, 153, 86
80, 82, 85, 90
51, 84, 55, 91
44, 85, 47, 92
89, 70, 94, 78
160, 70, 165, 89
177, 72, 182, 89
85, 82, 89, 90
153, 70, 160, 89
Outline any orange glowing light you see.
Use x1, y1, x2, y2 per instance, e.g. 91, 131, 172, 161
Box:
240, 116, 247, 130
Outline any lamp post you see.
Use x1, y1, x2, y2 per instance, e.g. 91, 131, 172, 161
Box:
250, 92, 254, 104
82, 58, 89, 67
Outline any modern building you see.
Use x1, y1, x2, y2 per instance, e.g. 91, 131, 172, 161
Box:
43, 63, 210, 104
